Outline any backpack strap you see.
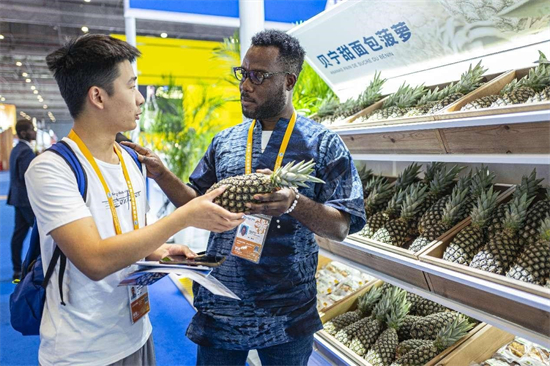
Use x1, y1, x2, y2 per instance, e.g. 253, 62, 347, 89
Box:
118, 143, 142, 172
41, 141, 88, 305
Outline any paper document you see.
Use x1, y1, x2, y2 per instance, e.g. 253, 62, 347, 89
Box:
119, 261, 240, 300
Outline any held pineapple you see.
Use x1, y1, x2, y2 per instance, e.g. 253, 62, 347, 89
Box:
470, 193, 535, 274
506, 216, 550, 285
428, 61, 487, 114
409, 181, 470, 253
208, 160, 324, 213
391, 316, 474, 366
324, 286, 383, 335
372, 184, 429, 247
443, 187, 500, 265
365, 291, 411, 366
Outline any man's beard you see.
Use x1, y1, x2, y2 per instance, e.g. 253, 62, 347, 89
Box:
242, 87, 286, 120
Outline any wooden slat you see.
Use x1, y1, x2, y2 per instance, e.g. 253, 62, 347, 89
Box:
340, 129, 446, 154
441, 121, 550, 154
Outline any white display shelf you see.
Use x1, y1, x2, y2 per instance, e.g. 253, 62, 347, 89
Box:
350, 153, 550, 165
318, 244, 550, 348
314, 332, 357, 366
333, 109, 550, 135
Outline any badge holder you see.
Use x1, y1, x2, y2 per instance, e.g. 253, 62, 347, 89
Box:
231, 214, 272, 264
128, 285, 150, 324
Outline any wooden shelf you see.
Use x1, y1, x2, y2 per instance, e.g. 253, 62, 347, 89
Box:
318, 240, 550, 348
350, 153, 549, 164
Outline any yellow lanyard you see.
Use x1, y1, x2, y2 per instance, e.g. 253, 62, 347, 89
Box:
68, 130, 139, 235
245, 111, 297, 174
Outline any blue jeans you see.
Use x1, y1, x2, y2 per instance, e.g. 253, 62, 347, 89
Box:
196, 335, 314, 366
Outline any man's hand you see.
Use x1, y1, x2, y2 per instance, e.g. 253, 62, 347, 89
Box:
177, 186, 245, 233
120, 141, 167, 180
146, 243, 196, 261
245, 169, 295, 216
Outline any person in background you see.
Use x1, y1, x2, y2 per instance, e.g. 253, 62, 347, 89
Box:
123, 29, 366, 366
7, 119, 37, 281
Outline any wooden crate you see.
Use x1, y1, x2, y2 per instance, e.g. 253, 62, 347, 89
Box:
329, 98, 387, 129
317, 280, 485, 366
437, 325, 515, 366
437, 68, 550, 120
420, 188, 550, 336
340, 129, 447, 155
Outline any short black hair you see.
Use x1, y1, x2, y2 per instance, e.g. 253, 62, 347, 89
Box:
15, 119, 33, 138
251, 29, 306, 77
46, 34, 141, 119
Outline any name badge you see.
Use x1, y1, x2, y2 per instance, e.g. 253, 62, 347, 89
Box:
128, 285, 150, 324
231, 214, 272, 264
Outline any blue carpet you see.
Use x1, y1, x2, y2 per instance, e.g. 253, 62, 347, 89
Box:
0, 171, 198, 365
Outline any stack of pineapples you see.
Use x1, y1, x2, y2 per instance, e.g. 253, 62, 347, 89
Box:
461, 51, 550, 111
443, 169, 550, 287
313, 72, 386, 125
323, 283, 477, 366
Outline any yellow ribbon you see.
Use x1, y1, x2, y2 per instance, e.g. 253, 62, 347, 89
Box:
245, 111, 297, 175
68, 130, 139, 234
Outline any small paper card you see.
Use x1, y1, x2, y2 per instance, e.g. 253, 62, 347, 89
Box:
231, 214, 272, 264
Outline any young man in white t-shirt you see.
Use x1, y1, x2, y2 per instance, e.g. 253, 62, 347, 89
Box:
25, 34, 244, 366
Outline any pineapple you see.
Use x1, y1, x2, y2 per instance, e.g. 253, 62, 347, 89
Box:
343, 286, 398, 350
312, 95, 339, 124
461, 95, 499, 111
487, 169, 543, 239
366, 84, 427, 121
361, 189, 408, 238
372, 184, 429, 247
506, 216, 550, 285
208, 160, 324, 212
324, 286, 383, 335
340, 71, 385, 120
365, 181, 394, 217
395, 339, 427, 359
398, 315, 422, 342
413, 298, 447, 317
364, 176, 389, 198
364, 289, 411, 365
392, 316, 474, 366
394, 163, 423, 192
409, 181, 470, 253
421, 162, 445, 189
526, 85, 550, 104
429, 61, 487, 114
443, 187, 500, 265
357, 165, 374, 188
470, 193, 535, 274
518, 187, 550, 246
409, 311, 459, 340
491, 52, 550, 108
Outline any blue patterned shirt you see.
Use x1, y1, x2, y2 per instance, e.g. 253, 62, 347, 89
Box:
186, 114, 366, 350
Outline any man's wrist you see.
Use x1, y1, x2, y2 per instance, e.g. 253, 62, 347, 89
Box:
284, 187, 299, 215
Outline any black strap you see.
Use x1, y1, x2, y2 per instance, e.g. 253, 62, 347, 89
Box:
42, 246, 61, 288
58, 253, 67, 306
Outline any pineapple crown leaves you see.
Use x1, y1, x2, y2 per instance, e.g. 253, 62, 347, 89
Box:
455, 61, 488, 95
513, 169, 544, 201
394, 163, 423, 191
358, 71, 386, 108
469, 165, 496, 197
539, 215, 550, 243
364, 176, 389, 195
385, 291, 411, 330
471, 186, 500, 228
441, 183, 471, 225
500, 78, 523, 95
424, 162, 446, 184
383, 83, 427, 109
357, 165, 374, 186
271, 160, 325, 188
372, 286, 403, 323
503, 193, 536, 234
429, 165, 466, 197
358, 286, 383, 315
522, 65, 550, 92
385, 188, 408, 214
433, 315, 474, 351
416, 86, 444, 106
400, 183, 429, 220
316, 95, 340, 118
365, 183, 394, 208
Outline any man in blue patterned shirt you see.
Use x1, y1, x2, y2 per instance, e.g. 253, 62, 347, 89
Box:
125, 30, 366, 365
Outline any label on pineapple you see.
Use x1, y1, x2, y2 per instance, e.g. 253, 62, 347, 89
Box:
231, 214, 272, 263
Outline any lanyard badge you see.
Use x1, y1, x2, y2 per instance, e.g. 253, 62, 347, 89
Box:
231, 112, 296, 264
68, 130, 149, 324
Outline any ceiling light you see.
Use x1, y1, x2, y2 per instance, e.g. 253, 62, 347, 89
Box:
16, 61, 22, 67
0, 35, 4, 40
33, 90, 38, 94
1, 97, 5, 101
22, 72, 28, 77
84, 0, 91, 2
160, 32, 168, 38
43, 105, 48, 109
81, 26, 89, 33
25, 78, 31, 83
37, 95, 42, 99
31, 85, 36, 90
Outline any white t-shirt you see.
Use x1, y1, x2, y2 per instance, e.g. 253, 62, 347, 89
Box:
25, 137, 152, 366
261, 131, 273, 153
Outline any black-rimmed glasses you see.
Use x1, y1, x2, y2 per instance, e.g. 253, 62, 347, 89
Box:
233, 67, 290, 85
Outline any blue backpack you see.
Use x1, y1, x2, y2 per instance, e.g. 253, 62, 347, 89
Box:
10, 140, 141, 336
